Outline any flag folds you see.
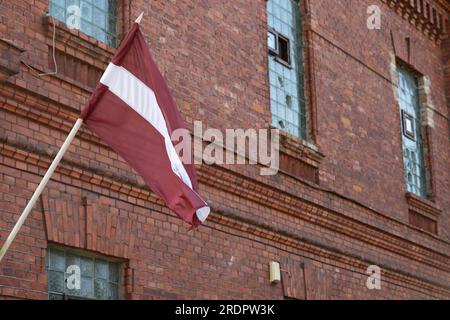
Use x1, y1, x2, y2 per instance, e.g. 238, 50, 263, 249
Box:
80, 23, 210, 226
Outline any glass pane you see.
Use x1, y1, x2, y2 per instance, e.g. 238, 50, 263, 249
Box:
81, 276, 94, 297
92, 0, 106, 9
80, 1, 93, 21
66, 280, 81, 297
80, 257, 94, 276
95, 260, 108, 279
49, 249, 65, 271
50, 4, 66, 21
94, 278, 108, 299
81, 20, 94, 37
108, 283, 119, 300
68, 0, 80, 5
48, 271, 65, 293
66, 0, 80, 8
92, 25, 106, 42
109, 262, 119, 283
66, 253, 80, 269
268, 31, 276, 51
93, 7, 106, 28
51, 0, 65, 7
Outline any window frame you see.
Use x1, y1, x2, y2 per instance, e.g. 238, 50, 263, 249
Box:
268, 28, 279, 56
396, 64, 428, 199
401, 110, 416, 141
266, 0, 306, 139
268, 28, 292, 68
46, 245, 124, 300
274, 31, 292, 68
48, 0, 119, 47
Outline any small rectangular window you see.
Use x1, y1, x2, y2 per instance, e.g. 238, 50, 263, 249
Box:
46, 246, 122, 300
276, 33, 291, 66
268, 29, 291, 66
49, 0, 118, 47
401, 110, 415, 141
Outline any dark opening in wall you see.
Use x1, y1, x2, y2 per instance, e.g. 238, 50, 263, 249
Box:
268, 29, 291, 67
277, 34, 290, 66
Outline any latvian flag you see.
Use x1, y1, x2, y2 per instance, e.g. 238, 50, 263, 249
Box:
80, 22, 210, 227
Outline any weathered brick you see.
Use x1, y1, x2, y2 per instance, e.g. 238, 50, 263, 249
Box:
0, 0, 449, 300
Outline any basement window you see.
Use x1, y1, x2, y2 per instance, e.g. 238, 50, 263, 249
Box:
46, 246, 122, 300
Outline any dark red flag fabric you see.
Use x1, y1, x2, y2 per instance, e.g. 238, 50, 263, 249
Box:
80, 23, 209, 227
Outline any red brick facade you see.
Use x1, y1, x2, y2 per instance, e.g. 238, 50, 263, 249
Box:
0, 0, 449, 299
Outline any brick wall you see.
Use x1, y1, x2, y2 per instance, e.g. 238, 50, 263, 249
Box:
0, 0, 449, 299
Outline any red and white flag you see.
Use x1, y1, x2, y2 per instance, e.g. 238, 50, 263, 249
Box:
80, 22, 210, 227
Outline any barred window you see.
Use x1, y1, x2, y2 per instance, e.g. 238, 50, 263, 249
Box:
267, 0, 306, 139
46, 246, 121, 300
397, 67, 427, 197
49, 0, 118, 47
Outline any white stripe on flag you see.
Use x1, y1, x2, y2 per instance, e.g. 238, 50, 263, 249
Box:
100, 63, 209, 222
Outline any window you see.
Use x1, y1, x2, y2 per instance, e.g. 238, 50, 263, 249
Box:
49, 0, 118, 47
268, 29, 278, 54
267, 0, 306, 139
46, 246, 121, 300
397, 66, 427, 197
277, 33, 291, 66
268, 29, 291, 66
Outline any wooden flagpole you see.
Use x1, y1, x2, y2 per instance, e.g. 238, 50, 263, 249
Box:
0, 119, 83, 262
0, 12, 145, 263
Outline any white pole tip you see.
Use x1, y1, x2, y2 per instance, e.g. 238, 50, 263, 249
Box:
135, 12, 144, 24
